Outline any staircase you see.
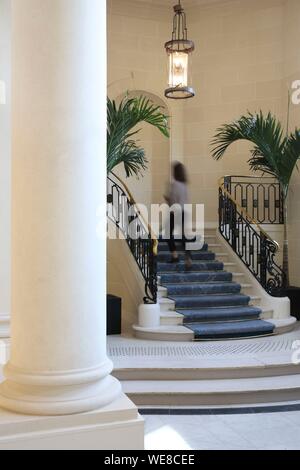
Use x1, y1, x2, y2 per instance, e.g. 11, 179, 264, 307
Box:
157, 236, 274, 340
108, 173, 294, 342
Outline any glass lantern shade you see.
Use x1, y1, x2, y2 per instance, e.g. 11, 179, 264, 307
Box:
169, 51, 188, 88
166, 50, 194, 99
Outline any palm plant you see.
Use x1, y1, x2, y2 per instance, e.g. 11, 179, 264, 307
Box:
211, 111, 300, 287
107, 95, 169, 177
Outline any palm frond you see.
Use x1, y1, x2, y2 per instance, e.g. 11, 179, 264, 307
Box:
279, 129, 300, 194
107, 94, 169, 176
211, 111, 300, 196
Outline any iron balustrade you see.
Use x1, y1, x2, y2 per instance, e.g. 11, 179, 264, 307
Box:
219, 179, 286, 297
107, 174, 158, 304
223, 175, 284, 225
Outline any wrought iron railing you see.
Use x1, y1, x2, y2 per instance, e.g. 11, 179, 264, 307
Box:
107, 173, 158, 304
219, 178, 286, 297
224, 175, 284, 225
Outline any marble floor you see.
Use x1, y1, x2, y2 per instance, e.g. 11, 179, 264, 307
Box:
143, 408, 300, 450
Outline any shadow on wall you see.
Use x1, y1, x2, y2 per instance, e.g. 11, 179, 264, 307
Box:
107, 222, 145, 335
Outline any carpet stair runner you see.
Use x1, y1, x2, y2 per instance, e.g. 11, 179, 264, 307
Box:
157, 240, 274, 340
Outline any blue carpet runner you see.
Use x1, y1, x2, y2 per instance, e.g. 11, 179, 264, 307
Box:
157, 240, 274, 340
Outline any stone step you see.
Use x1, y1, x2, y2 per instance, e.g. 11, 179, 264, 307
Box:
112, 358, 300, 382
177, 306, 262, 323
133, 324, 194, 342
224, 262, 237, 268
158, 261, 224, 273
159, 297, 176, 312
165, 282, 242, 296
208, 244, 222, 249
215, 253, 229, 260
121, 375, 300, 406
240, 284, 254, 293
169, 293, 251, 309
158, 243, 209, 253
157, 252, 216, 262
249, 296, 262, 307
160, 271, 233, 284
133, 317, 295, 340
187, 319, 274, 340
160, 311, 184, 326
157, 286, 168, 298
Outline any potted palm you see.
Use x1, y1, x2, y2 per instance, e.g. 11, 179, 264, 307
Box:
107, 94, 169, 177
210, 111, 300, 318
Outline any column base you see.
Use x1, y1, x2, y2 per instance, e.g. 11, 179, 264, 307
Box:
0, 393, 144, 450
0, 314, 10, 339
0, 370, 123, 416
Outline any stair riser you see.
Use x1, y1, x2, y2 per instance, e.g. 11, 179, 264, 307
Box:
158, 243, 208, 253
159, 301, 176, 312
134, 329, 193, 342
260, 310, 273, 320
125, 389, 300, 407
160, 317, 184, 326
113, 364, 300, 381
215, 254, 228, 261
158, 293, 167, 300
250, 298, 261, 307
232, 274, 245, 282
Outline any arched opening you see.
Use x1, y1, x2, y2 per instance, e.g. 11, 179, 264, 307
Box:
112, 90, 171, 210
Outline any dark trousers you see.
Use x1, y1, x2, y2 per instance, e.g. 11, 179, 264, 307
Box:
167, 211, 189, 255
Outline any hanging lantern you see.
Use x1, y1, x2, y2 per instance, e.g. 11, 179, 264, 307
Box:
165, 1, 195, 100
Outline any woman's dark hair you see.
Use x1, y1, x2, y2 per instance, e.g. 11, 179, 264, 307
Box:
173, 162, 188, 183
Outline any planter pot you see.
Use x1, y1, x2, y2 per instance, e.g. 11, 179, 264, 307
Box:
283, 287, 300, 321
107, 294, 122, 335
138, 303, 160, 328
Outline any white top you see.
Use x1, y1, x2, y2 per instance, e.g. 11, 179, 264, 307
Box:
167, 180, 189, 208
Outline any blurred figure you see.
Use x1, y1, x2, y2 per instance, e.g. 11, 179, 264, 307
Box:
164, 162, 192, 268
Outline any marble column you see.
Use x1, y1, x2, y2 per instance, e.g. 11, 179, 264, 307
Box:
0, 0, 122, 416
0, 0, 11, 340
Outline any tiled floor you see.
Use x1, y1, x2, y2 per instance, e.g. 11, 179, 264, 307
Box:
108, 326, 300, 370
143, 409, 300, 450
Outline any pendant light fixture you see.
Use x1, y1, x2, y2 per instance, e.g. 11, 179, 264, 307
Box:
165, 1, 195, 100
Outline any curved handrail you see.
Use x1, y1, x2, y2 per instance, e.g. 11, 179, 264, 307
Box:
223, 174, 279, 180
111, 172, 158, 255
218, 177, 286, 296
107, 173, 158, 304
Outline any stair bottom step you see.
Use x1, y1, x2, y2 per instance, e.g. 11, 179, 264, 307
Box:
122, 375, 300, 406
187, 320, 274, 340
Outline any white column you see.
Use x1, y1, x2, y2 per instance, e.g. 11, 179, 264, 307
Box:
0, 0, 11, 339
0, 0, 122, 416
